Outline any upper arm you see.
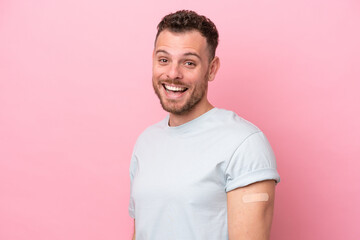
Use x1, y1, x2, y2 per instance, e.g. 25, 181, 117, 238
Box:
132, 220, 135, 240
227, 180, 276, 240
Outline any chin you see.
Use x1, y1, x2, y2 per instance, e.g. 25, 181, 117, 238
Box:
161, 102, 185, 115
161, 98, 201, 115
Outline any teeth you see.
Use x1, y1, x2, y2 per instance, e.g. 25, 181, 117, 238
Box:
164, 84, 187, 92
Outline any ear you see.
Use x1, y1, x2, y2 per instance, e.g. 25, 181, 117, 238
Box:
207, 56, 220, 82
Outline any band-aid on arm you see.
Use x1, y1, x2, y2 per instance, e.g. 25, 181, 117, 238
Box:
242, 193, 269, 203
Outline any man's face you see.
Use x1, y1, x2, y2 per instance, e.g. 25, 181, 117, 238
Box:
152, 30, 212, 115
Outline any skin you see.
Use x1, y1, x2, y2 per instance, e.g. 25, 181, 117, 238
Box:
152, 29, 220, 126
132, 224, 135, 240
132, 29, 275, 239
227, 180, 276, 240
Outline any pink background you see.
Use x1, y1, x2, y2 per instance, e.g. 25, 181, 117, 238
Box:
1, 0, 359, 239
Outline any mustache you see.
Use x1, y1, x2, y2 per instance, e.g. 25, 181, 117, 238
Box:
161, 79, 187, 86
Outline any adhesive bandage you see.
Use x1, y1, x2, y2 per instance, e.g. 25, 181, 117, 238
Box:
242, 193, 269, 203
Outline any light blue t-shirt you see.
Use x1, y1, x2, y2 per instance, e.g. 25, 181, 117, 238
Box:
129, 108, 280, 240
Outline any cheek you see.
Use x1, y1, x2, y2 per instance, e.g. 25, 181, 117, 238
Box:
186, 71, 205, 84
152, 67, 166, 80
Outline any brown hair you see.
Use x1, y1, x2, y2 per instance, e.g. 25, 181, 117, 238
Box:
155, 10, 219, 61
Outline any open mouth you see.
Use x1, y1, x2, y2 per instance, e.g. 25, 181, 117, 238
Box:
163, 84, 188, 93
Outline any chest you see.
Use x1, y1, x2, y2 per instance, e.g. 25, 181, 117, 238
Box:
131, 135, 236, 206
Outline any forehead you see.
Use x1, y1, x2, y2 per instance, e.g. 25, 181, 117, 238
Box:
154, 30, 209, 58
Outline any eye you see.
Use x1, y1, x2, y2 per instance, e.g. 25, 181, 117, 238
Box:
159, 58, 168, 63
185, 61, 196, 67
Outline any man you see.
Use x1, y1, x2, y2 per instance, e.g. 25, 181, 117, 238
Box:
129, 10, 280, 240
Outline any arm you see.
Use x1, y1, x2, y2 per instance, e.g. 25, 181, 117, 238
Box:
132, 220, 135, 240
227, 180, 276, 240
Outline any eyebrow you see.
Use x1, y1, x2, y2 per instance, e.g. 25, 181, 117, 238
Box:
155, 49, 201, 60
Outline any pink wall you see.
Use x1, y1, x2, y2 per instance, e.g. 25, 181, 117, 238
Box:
1, 0, 359, 239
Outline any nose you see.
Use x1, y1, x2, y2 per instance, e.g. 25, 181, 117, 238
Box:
166, 63, 183, 80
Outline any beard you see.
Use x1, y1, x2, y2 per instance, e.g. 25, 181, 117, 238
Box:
152, 73, 209, 115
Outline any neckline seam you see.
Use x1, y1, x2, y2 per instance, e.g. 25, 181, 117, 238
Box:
164, 108, 219, 132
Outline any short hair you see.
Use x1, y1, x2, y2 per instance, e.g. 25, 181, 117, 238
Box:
155, 10, 219, 61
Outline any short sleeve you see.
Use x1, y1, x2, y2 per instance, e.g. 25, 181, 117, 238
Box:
128, 153, 137, 219
225, 131, 280, 192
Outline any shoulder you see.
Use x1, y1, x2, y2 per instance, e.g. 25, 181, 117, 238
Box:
211, 108, 262, 140
133, 117, 168, 149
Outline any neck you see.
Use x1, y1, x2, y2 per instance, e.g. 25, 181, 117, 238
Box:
168, 99, 214, 127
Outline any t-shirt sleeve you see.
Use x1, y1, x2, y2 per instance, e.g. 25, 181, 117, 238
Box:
224, 131, 280, 192
128, 153, 137, 219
